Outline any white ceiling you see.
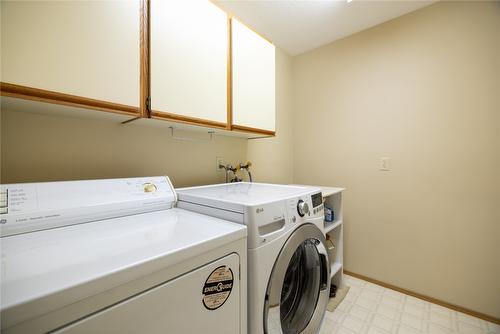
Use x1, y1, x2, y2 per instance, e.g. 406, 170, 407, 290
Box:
215, 0, 437, 56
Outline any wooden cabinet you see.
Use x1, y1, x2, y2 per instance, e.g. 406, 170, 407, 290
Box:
231, 18, 276, 133
150, 0, 229, 128
1, 1, 277, 136
0, 0, 140, 114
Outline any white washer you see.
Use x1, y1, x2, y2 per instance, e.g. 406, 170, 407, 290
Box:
177, 182, 330, 334
0, 177, 247, 334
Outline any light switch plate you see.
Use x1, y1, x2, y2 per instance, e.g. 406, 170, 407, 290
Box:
380, 157, 391, 171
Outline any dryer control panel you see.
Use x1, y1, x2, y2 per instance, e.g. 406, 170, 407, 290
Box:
0, 176, 176, 237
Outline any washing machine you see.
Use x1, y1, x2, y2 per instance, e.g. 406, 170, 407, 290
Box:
0, 176, 247, 334
177, 182, 330, 334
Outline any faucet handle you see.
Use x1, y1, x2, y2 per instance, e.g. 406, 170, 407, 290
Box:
239, 161, 252, 169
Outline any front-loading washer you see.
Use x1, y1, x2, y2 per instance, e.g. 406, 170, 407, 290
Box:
177, 182, 330, 334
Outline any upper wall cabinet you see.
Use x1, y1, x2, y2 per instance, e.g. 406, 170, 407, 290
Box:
150, 1, 229, 128
232, 19, 276, 133
0, 1, 140, 114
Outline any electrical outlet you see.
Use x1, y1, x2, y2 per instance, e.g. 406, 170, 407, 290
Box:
379, 157, 391, 171
216, 157, 224, 171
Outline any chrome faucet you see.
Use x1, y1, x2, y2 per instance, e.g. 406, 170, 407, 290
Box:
238, 161, 253, 182
219, 164, 241, 183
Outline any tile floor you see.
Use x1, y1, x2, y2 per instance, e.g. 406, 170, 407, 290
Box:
320, 275, 500, 334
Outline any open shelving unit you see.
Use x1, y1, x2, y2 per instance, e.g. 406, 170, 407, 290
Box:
319, 187, 345, 288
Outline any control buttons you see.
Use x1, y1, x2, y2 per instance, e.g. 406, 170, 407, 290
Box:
0, 189, 7, 215
297, 200, 309, 217
312, 204, 324, 215
143, 183, 157, 193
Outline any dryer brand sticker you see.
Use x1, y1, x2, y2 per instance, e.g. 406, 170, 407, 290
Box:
202, 266, 233, 310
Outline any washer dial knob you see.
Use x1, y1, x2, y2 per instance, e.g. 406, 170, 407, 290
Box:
297, 200, 309, 217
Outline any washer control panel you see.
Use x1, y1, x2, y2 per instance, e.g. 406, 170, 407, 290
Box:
287, 191, 324, 224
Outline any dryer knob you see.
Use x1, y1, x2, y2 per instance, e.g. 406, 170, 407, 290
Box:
143, 183, 157, 193
297, 200, 309, 217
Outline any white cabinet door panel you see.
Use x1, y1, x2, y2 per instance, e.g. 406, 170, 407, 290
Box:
0, 1, 140, 107
151, 0, 228, 124
232, 19, 275, 132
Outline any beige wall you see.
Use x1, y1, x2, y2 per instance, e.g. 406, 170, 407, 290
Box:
293, 1, 500, 318
247, 48, 294, 184
0, 109, 247, 187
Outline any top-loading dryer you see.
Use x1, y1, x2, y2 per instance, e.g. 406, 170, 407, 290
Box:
0, 176, 247, 334
177, 182, 330, 334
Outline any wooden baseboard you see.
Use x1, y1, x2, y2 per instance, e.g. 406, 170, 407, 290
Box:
343, 270, 500, 325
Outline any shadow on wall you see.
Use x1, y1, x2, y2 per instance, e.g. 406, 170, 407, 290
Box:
0, 109, 247, 187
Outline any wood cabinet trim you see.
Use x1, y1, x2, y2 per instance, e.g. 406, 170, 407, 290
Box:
232, 124, 275, 136
140, 0, 150, 118
150, 110, 228, 129
226, 16, 233, 130
0, 82, 139, 116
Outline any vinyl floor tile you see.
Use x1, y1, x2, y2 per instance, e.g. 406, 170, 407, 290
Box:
320, 275, 498, 334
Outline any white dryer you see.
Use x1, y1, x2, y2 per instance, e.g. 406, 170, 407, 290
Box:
0, 177, 247, 334
177, 183, 330, 334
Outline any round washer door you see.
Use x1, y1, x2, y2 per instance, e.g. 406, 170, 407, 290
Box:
264, 224, 330, 334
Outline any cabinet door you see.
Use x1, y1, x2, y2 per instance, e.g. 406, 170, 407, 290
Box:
232, 19, 276, 133
150, 1, 228, 127
0, 1, 140, 108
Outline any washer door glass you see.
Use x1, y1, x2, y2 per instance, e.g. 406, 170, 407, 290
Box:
264, 224, 330, 334
281, 239, 321, 332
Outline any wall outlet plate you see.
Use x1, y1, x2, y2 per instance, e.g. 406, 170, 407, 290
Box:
216, 157, 224, 171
